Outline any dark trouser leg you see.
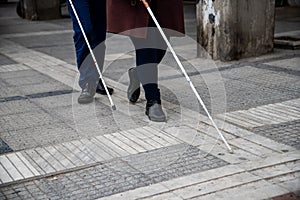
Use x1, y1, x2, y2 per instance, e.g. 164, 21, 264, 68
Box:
130, 19, 167, 101
133, 46, 166, 101
131, 9, 168, 101
67, 0, 106, 89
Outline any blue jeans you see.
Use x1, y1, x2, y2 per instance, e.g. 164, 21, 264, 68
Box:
67, 0, 106, 89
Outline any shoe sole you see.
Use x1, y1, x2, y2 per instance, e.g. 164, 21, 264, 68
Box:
147, 115, 167, 122
127, 68, 140, 103
78, 99, 93, 104
148, 117, 166, 122
146, 110, 167, 122
78, 97, 94, 104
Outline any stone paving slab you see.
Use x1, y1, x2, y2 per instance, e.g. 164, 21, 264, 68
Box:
0, 64, 29, 72
252, 119, 300, 149
0, 110, 61, 132
8, 32, 76, 65
0, 53, 16, 66
1, 122, 79, 151
243, 71, 300, 94
220, 65, 272, 80
0, 77, 23, 98
218, 98, 300, 129
0, 138, 12, 154
265, 57, 300, 72
2, 70, 56, 86
0, 69, 42, 80
0, 18, 68, 36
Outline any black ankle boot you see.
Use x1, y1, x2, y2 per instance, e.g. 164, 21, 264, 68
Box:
96, 79, 114, 95
127, 68, 140, 103
146, 100, 166, 122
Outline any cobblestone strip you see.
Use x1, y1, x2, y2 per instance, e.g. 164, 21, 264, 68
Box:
219, 98, 300, 128
0, 126, 180, 185
252, 120, 300, 149
99, 150, 300, 200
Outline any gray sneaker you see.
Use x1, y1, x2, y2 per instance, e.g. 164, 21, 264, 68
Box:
78, 83, 96, 104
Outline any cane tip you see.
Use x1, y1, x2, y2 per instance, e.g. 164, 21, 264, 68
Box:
112, 105, 116, 111
228, 149, 234, 154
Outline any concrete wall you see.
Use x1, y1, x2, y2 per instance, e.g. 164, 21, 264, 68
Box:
197, 0, 276, 61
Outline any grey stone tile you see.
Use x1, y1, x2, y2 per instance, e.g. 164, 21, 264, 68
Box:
0, 138, 13, 154
0, 99, 40, 116
0, 53, 16, 66
0, 70, 42, 80
0, 85, 22, 98
17, 82, 72, 96
220, 65, 271, 80
0, 110, 61, 132
31, 93, 74, 108
221, 79, 298, 112
34, 45, 76, 65
0, 17, 66, 35
3, 74, 56, 87
252, 120, 300, 149
2, 122, 79, 151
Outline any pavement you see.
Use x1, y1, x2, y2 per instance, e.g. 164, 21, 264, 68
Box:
0, 2, 300, 200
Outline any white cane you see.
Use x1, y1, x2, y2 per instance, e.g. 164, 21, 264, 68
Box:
68, 0, 116, 110
140, 0, 233, 153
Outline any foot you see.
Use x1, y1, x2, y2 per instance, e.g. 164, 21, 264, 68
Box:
146, 100, 166, 122
127, 68, 140, 103
96, 79, 114, 95
78, 83, 96, 104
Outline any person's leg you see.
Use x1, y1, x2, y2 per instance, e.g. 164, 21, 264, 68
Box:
131, 24, 167, 102
86, 0, 113, 95
68, 0, 106, 89
135, 47, 163, 101
130, 28, 167, 121
128, 0, 168, 121
68, 0, 111, 103
67, 0, 95, 103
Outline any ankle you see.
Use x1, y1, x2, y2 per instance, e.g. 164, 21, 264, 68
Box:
147, 99, 161, 106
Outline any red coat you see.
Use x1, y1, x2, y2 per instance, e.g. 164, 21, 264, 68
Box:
106, 0, 185, 38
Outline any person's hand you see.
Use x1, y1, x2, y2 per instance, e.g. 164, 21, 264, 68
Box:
140, 0, 149, 7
